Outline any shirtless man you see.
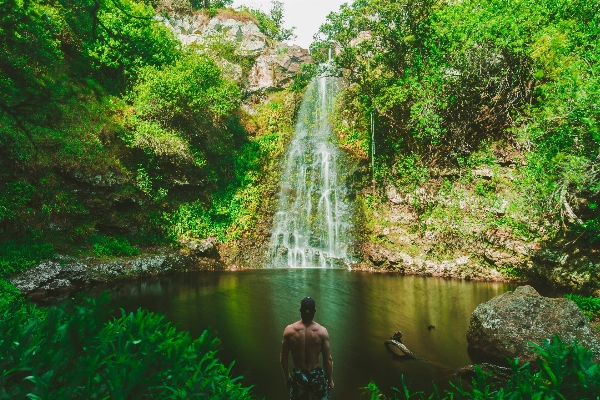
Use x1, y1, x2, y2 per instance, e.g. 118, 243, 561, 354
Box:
280, 297, 333, 400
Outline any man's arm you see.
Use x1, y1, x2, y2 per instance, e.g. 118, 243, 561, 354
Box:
280, 328, 291, 388
321, 329, 334, 390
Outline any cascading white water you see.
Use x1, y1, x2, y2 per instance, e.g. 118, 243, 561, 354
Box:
268, 69, 354, 268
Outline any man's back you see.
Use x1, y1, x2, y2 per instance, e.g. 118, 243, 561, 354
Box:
284, 320, 327, 370
280, 297, 333, 399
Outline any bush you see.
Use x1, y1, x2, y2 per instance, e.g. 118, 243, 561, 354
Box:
239, 1, 295, 41
0, 239, 55, 278
126, 51, 242, 187
0, 293, 253, 399
364, 336, 600, 399
565, 293, 600, 321
89, 235, 140, 258
0, 280, 21, 311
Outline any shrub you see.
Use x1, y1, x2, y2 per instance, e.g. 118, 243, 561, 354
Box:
0, 293, 253, 399
89, 235, 140, 257
239, 1, 295, 41
364, 336, 600, 399
565, 293, 600, 321
0, 239, 55, 278
0, 280, 21, 311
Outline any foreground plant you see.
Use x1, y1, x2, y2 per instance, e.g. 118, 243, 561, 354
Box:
364, 336, 600, 399
0, 293, 253, 399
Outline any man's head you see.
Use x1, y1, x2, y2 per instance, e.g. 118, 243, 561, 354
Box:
300, 297, 316, 323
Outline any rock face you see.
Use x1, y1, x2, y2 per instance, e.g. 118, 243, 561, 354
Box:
361, 241, 505, 281
246, 43, 309, 93
467, 285, 600, 362
159, 13, 311, 94
361, 179, 599, 291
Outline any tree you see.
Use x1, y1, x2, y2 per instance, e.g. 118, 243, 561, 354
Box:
190, 0, 233, 10
242, 1, 296, 41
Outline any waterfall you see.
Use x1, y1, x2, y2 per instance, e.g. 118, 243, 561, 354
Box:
268, 71, 354, 268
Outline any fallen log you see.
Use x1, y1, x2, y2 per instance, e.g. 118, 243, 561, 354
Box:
384, 331, 421, 359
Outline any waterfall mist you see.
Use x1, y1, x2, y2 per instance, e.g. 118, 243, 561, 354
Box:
268, 73, 354, 268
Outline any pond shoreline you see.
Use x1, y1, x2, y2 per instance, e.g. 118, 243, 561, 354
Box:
11, 248, 530, 304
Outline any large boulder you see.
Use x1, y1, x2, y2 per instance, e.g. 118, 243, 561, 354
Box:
467, 285, 600, 362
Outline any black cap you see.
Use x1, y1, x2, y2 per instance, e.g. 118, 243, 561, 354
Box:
300, 297, 316, 312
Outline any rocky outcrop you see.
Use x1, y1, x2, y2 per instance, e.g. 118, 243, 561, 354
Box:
10, 251, 224, 300
361, 241, 505, 281
179, 237, 219, 257
161, 13, 267, 55
466, 285, 600, 363
361, 178, 599, 291
247, 43, 309, 94
159, 12, 311, 94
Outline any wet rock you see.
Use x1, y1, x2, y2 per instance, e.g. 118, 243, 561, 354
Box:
454, 363, 512, 381
10, 251, 225, 299
483, 248, 526, 270
360, 242, 504, 281
10, 261, 99, 294
368, 249, 388, 266
467, 285, 600, 363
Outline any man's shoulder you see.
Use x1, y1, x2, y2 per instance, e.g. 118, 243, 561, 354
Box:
284, 320, 303, 334
310, 321, 328, 336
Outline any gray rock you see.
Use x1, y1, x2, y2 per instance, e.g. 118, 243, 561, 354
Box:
10, 261, 101, 293
473, 168, 494, 180
467, 285, 600, 362
159, 14, 311, 94
179, 237, 218, 256
246, 44, 311, 93
10, 251, 225, 298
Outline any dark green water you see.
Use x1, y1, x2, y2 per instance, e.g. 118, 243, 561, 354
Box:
95, 269, 515, 399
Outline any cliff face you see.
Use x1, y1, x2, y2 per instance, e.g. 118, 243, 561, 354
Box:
357, 165, 600, 293
160, 12, 312, 96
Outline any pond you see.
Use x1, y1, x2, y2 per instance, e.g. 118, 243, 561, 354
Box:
92, 269, 516, 399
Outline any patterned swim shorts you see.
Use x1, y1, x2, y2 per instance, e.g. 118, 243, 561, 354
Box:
289, 367, 329, 400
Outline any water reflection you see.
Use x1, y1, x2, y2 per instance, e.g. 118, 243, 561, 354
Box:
91, 270, 515, 399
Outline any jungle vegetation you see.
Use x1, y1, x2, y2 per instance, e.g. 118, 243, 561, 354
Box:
1, 0, 599, 396
0, 0, 292, 396
314, 0, 600, 251
0, 0, 297, 280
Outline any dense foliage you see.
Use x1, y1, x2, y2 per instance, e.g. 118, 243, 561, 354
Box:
0, 0, 298, 278
0, 294, 253, 399
565, 293, 600, 321
316, 0, 600, 244
365, 336, 600, 399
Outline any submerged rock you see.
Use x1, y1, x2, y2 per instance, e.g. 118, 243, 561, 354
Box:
467, 285, 600, 363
